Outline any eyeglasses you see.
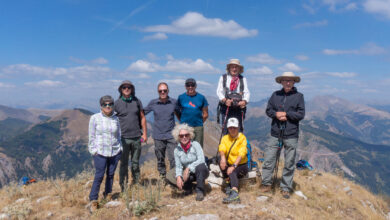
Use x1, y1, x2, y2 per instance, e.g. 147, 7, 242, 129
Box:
101, 103, 113, 108
122, 86, 131, 90
179, 133, 190, 138
158, 89, 168, 94
185, 83, 196, 88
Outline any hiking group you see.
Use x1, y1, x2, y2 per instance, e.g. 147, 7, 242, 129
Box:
87, 58, 305, 211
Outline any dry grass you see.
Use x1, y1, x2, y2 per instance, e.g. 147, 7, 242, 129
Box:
0, 160, 389, 220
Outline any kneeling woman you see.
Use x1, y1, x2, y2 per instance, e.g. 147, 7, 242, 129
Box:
88, 95, 122, 212
166, 124, 209, 201
219, 117, 248, 203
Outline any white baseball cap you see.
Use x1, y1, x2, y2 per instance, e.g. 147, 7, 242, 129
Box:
227, 117, 239, 128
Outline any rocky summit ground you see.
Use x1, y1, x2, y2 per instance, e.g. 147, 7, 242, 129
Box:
0, 160, 389, 220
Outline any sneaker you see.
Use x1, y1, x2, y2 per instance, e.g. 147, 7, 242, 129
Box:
281, 190, 290, 199
259, 184, 272, 193
224, 186, 232, 195
223, 189, 240, 204
196, 191, 204, 201
89, 200, 98, 213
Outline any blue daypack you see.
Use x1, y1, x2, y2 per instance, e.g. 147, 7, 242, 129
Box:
246, 140, 258, 169
296, 159, 313, 170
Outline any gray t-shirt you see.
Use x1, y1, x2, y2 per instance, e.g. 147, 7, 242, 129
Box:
114, 97, 143, 139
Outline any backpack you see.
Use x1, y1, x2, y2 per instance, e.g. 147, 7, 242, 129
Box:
296, 160, 313, 170
246, 139, 258, 169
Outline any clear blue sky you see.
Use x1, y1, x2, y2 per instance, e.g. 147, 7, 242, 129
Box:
1, 0, 389, 110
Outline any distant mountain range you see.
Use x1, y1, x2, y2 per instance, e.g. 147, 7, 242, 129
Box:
0, 95, 389, 195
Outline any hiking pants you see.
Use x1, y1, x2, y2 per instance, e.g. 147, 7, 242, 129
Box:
220, 105, 246, 135
221, 163, 248, 189
119, 137, 141, 190
154, 138, 176, 176
166, 163, 209, 193
261, 136, 298, 192
193, 126, 204, 148
89, 152, 122, 201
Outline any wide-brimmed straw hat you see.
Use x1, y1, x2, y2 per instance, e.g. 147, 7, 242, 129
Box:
275, 72, 301, 84
226, 59, 244, 74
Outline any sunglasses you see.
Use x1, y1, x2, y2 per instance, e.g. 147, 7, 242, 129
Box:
122, 86, 131, 90
101, 103, 114, 108
179, 133, 190, 138
185, 83, 196, 88
158, 89, 168, 94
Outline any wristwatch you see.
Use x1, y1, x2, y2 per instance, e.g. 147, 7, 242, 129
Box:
233, 164, 237, 168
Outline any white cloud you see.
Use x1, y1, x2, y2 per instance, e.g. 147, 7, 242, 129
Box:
136, 73, 150, 79
246, 53, 281, 65
247, 66, 273, 75
126, 60, 160, 72
1, 64, 112, 79
0, 82, 15, 88
363, 0, 390, 19
2, 64, 67, 76
69, 56, 109, 65
142, 33, 168, 41
147, 52, 159, 60
126, 58, 220, 74
25, 80, 64, 87
295, 55, 310, 61
323, 42, 387, 55
293, 20, 328, 29
278, 62, 303, 72
323, 49, 359, 55
345, 2, 358, 10
143, 12, 258, 39
326, 72, 357, 77
163, 78, 212, 86
91, 57, 109, 64
302, 3, 317, 14
164, 58, 219, 74
323, 0, 350, 11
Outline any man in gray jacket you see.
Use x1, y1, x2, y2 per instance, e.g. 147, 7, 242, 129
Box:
260, 72, 305, 199
114, 80, 147, 191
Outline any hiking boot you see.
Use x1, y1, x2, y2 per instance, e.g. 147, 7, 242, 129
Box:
183, 188, 193, 196
259, 184, 272, 193
281, 190, 290, 199
89, 200, 98, 213
196, 191, 204, 201
224, 186, 232, 195
223, 189, 240, 204
104, 193, 113, 201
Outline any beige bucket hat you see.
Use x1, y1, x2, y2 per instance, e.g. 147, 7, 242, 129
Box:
275, 72, 301, 84
226, 59, 244, 74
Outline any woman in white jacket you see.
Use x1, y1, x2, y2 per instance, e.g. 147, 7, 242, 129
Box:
216, 59, 250, 134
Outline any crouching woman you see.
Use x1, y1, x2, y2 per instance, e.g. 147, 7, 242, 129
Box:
166, 124, 209, 201
219, 117, 248, 203
88, 95, 122, 212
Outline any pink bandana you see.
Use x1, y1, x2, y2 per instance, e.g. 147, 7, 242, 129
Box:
180, 142, 191, 153
230, 76, 239, 91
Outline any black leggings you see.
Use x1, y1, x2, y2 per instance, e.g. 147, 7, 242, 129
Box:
221, 163, 248, 189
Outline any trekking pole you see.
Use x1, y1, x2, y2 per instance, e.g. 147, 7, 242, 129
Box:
218, 106, 230, 144
272, 122, 285, 194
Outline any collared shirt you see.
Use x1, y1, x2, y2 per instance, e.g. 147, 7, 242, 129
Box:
144, 97, 179, 140
218, 132, 248, 165
216, 74, 250, 102
88, 112, 122, 157
174, 141, 205, 178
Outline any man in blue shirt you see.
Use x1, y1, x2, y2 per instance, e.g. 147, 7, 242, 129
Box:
177, 78, 209, 148
144, 82, 180, 179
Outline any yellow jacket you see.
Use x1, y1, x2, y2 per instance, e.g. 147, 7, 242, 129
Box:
218, 133, 248, 165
